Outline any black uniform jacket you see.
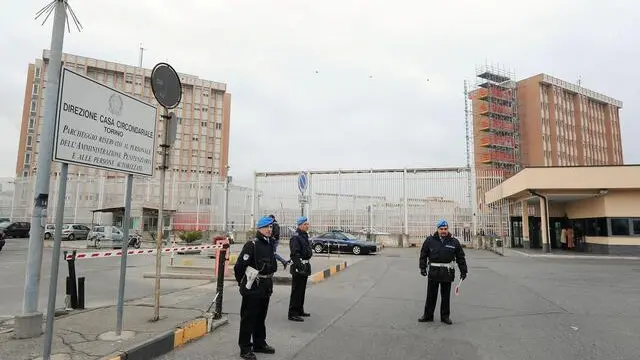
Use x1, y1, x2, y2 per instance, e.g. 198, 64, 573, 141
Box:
272, 221, 280, 241
419, 232, 468, 282
289, 230, 313, 276
234, 232, 278, 297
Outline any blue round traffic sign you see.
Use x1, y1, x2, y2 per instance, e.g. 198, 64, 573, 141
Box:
297, 172, 308, 194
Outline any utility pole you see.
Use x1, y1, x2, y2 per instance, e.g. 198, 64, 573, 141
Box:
222, 166, 230, 233
16, 0, 69, 339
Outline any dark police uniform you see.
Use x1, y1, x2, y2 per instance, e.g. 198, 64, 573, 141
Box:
419, 231, 468, 323
271, 220, 280, 242
288, 230, 313, 320
234, 232, 278, 356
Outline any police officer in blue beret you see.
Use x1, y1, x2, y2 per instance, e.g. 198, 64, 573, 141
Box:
234, 216, 278, 359
287, 216, 313, 322
418, 219, 468, 324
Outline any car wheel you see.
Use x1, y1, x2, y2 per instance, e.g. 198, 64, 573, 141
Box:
44, 232, 51, 240
352, 245, 361, 255
313, 244, 324, 253
95, 239, 101, 249
68, 234, 75, 241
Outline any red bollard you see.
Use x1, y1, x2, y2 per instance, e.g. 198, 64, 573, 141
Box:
214, 236, 230, 277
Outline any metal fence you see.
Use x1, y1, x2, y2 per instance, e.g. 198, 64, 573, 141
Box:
0, 167, 514, 246
253, 167, 481, 245
0, 173, 253, 234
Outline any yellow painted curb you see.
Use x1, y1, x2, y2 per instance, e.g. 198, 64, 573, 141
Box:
181, 318, 208, 344
174, 328, 185, 348
310, 261, 348, 284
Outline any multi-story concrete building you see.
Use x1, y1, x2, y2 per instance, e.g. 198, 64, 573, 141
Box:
517, 73, 623, 167
15, 50, 231, 179
471, 70, 624, 173
470, 67, 624, 238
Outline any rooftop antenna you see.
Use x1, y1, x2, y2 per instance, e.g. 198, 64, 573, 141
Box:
577, 76, 582, 87
27, 2, 83, 360
35, 0, 83, 32
138, 43, 146, 68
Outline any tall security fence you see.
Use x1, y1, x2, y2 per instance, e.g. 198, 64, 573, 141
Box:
253, 167, 485, 246
0, 174, 253, 237
0, 167, 513, 246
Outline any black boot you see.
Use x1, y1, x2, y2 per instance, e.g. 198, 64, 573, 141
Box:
418, 315, 434, 322
253, 344, 276, 354
441, 317, 453, 325
240, 350, 257, 360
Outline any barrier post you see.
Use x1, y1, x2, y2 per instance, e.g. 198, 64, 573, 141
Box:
214, 243, 229, 319
214, 237, 230, 277
66, 250, 79, 309
77, 277, 85, 309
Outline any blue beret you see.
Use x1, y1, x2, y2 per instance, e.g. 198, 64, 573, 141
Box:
437, 219, 448, 228
296, 216, 308, 226
256, 216, 274, 228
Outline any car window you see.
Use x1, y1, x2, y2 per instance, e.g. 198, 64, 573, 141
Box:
94, 226, 104, 232
343, 233, 359, 240
319, 232, 334, 239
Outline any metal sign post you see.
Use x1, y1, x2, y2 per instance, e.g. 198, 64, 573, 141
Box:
150, 62, 182, 321
297, 171, 309, 216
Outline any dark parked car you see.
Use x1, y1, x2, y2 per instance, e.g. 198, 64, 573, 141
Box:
0, 222, 30, 238
310, 231, 378, 255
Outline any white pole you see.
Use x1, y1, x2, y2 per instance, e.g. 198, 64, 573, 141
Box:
73, 174, 80, 223
196, 173, 201, 230
403, 168, 409, 246
250, 171, 257, 229
9, 180, 15, 221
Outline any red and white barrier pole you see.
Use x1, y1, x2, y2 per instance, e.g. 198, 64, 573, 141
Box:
65, 244, 223, 261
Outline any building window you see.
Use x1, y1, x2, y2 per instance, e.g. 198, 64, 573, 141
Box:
28, 118, 35, 129
632, 219, 640, 236
25, 152, 31, 164
609, 218, 630, 236
26, 135, 32, 147
33, 84, 39, 95
35, 67, 41, 78
215, 123, 222, 130
30, 101, 37, 112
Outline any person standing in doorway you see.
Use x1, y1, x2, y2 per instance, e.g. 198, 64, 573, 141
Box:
268, 214, 290, 269
288, 216, 313, 322
418, 219, 468, 324
234, 216, 278, 359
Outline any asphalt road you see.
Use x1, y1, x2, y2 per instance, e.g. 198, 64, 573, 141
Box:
0, 238, 211, 318
157, 248, 640, 360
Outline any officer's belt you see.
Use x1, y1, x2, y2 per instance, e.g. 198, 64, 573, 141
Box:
301, 260, 310, 264
429, 262, 455, 269
257, 274, 273, 278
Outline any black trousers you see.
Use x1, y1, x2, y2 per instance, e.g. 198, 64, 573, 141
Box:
288, 274, 308, 316
424, 279, 452, 319
238, 295, 270, 351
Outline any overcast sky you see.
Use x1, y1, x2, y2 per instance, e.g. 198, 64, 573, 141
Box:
1, 0, 637, 186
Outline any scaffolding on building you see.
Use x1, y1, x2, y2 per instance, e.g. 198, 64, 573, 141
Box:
473, 63, 520, 176
466, 63, 521, 241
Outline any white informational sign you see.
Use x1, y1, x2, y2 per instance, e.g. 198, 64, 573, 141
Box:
53, 68, 158, 176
